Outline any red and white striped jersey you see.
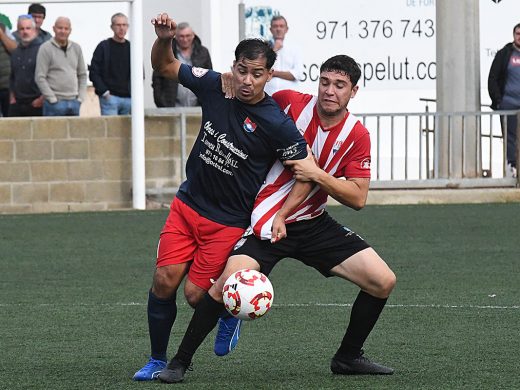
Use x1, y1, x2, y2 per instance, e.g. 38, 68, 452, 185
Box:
251, 89, 371, 240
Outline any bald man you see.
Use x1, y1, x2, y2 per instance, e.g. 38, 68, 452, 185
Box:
35, 16, 87, 116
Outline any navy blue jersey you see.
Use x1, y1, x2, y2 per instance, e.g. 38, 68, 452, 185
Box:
175, 64, 308, 228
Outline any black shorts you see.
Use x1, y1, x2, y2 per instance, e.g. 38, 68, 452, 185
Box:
231, 212, 370, 277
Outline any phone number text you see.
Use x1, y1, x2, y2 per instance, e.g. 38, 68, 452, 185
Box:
316, 19, 435, 40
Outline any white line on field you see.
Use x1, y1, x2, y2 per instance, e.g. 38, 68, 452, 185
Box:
0, 302, 518, 309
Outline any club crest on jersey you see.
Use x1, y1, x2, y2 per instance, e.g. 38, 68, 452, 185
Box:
332, 140, 343, 154
191, 67, 209, 78
360, 158, 371, 169
243, 117, 257, 133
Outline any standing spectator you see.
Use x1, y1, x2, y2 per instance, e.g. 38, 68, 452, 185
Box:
9, 15, 44, 117
35, 17, 87, 116
13, 3, 52, 44
488, 22, 520, 178
151, 22, 212, 107
264, 15, 303, 95
0, 16, 17, 117
89, 13, 131, 115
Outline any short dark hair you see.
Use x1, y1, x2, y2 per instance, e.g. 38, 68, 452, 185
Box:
111, 12, 128, 25
234, 39, 277, 70
271, 15, 287, 26
320, 55, 361, 86
514, 23, 520, 33
28, 3, 46, 16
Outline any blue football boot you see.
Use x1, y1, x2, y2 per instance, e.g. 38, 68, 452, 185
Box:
132, 357, 167, 381
214, 315, 242, 356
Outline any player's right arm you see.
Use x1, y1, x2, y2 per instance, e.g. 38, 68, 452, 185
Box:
151, 13, 180, 81
270, 179, 314, 243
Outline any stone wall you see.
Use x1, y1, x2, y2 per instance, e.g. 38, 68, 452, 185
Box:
0, 115, 199, 214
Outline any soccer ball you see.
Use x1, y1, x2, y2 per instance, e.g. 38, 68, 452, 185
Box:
222, 269, 274, 321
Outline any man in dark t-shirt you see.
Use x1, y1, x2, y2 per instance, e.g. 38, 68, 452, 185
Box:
133, 13, 311, 381
89, 13, 131, 115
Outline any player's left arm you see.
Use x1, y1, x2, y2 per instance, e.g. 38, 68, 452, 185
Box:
283, 157, 370, 210
313, 174, 369, 210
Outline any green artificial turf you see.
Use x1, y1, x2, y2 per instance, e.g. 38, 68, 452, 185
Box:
1, 203, 519, 389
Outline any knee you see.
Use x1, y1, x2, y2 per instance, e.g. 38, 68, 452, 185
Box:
152, 267, 180, 299
184, 292, 200, 308
377, 270, 397, 298
208, 282, 224, 303
184, 284, 206, 308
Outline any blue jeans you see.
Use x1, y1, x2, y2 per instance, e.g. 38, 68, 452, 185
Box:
99, 94, 131, 116
43, 99, 81, 116
499, 101, 519, 167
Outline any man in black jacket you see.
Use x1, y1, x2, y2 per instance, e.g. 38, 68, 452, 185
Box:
9, 15, 44, 117
488, 22, 520, 177
89, 13, 131, 115
152, 22, 212, 107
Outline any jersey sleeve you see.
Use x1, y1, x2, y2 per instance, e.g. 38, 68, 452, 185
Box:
272, 89, 302, 112
338, 131, 372, 178
266, 92, 308, 161
178, 63, 220, 100
271, 116, 308, 162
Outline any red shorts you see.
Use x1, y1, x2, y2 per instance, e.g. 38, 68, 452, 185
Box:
157, 198, 246, 291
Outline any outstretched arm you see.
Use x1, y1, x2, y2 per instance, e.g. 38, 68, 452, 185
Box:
151, 13, 180, 81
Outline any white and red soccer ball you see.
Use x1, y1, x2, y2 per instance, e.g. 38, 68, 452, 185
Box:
222, 269, 274, 321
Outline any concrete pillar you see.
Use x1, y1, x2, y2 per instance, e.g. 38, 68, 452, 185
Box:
435, 0, 481, 178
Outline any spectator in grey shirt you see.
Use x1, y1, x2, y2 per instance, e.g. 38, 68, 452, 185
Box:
35, 16, 87, 116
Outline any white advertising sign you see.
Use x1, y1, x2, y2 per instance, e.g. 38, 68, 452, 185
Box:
243, 0, 519, 112
246, 0, 436, 90
245, 0, 436, 91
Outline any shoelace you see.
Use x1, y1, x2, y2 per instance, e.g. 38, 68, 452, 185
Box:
143, 359, 165, 369
215, 319, 235, 340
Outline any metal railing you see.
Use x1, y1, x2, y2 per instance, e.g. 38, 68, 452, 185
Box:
145, 107, 520, 192
359, 109, 519, 189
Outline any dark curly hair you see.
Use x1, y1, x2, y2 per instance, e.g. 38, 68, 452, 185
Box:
235, 39, 277, 69
320, 55, 361, 86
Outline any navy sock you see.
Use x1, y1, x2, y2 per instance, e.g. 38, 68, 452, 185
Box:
174, 293, 223, 364
336, 290, 387, 359
147, 289, 177, 362
219, 309, 233, 319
